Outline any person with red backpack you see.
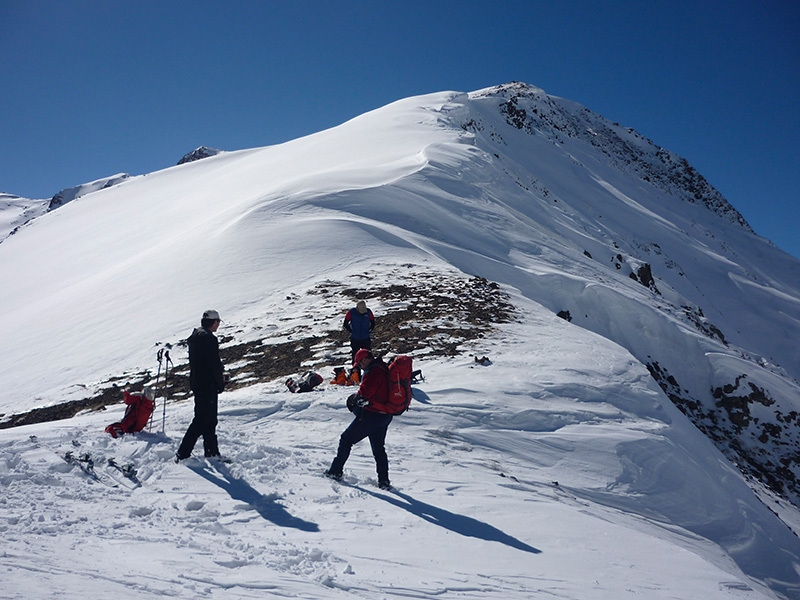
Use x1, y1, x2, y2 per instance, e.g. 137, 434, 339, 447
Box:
325, 348, 394, 489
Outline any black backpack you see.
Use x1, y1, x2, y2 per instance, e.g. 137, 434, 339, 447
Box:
286, 371, 324, 393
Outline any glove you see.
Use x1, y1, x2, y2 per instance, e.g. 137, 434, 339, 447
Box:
346, 394, 369, 413
218, 372, 230, 393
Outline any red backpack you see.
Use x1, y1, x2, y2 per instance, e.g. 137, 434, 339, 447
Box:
105, 391, 155, 438
385, 356, 413, 415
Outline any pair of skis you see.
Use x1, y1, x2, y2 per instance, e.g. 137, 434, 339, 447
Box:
29, 435, 141, 490
63, 450, 141, 488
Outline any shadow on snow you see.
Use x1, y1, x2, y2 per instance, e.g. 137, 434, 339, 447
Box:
188, 461, 319, 532
364, 487, 541, 554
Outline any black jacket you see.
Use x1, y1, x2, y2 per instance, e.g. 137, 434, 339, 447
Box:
188, 327, 225, 394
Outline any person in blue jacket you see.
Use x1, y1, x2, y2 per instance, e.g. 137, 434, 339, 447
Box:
343, 300, 375, 361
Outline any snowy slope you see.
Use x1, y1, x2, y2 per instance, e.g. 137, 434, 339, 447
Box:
0, 192, 49, 241
3, 82, 800, 599
46, 172, 131, 210
0, 173, 130, 242
3, 280, 799, 599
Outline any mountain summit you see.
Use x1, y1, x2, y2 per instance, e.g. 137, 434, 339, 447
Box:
473, 82, 751, 229
3, 83, 800, 598
177, 145, 223, 165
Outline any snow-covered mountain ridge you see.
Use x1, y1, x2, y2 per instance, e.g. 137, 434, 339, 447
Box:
0, 173, 131, 242
0, 192, 49, 242
455, 83, 800, 502
2, 148, 220, 242
471, 83, 751, 230
3, 82, 800, 598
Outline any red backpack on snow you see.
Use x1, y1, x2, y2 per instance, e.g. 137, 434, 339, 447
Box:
105, 391, 155, 438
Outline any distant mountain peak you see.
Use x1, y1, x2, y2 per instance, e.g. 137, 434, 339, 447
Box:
472, 81, 547, 98
48, 173, 131, 210
177, 146, 223, 165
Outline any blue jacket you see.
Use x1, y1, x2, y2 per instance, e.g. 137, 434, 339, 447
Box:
344, 308, 375, 340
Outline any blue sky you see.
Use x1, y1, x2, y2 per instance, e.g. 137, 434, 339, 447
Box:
2, 1, 798, 258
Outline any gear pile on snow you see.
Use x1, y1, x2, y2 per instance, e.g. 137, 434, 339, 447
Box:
330, 366, 360, 386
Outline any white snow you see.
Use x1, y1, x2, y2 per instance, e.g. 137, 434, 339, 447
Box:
3, 83, 800, 599
0, 192, 49, 241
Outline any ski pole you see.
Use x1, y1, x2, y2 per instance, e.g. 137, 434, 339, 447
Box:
161, 349, 172, 433
149, 348, 164, 432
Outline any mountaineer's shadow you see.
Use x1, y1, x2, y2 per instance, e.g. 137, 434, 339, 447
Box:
410, 387, 431, 405
364, 487, 540, 554
188, 462, 319, 532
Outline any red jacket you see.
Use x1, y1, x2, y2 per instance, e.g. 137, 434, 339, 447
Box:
358, 358, 391, 413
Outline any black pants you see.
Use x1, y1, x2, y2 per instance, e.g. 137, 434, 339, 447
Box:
177, 391, 219, 458
329, 410, 393, 482
350, 338, 371, 360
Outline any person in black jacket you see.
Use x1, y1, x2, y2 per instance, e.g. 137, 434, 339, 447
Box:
176, 310, 227, 461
